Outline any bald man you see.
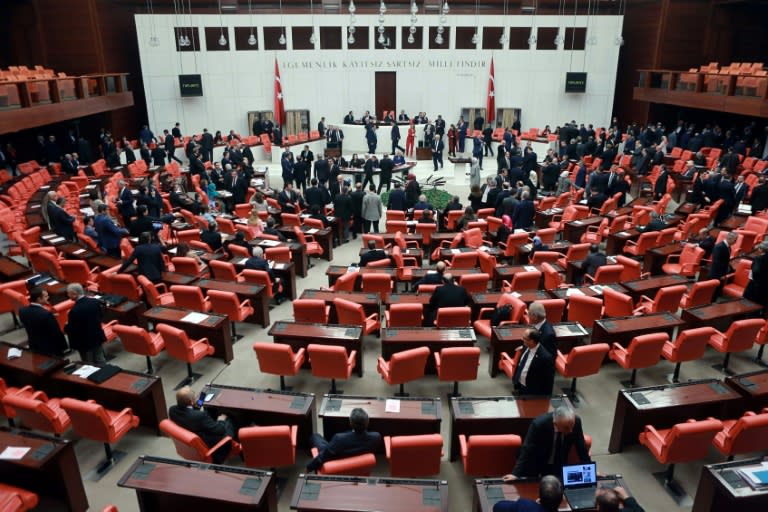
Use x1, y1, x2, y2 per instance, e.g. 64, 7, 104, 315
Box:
169, 386, 236, 463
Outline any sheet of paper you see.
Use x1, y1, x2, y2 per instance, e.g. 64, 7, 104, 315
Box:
72, 365, 101, 378
524, 265, 537, 272
589, 285, 604, 294
73, 248, 86, 255
238, 258, 249, 265
41, 234, 57, 240
514, 229, 528, 234
510, 291, 521, 298
451, 249, 461, 255
0, 447, 30, 460
385, 399, 401, 413
50, 237, 65, 244
306, 228, 319, 234
566, 288, 585, 297
181, 312, 209, 324
6, 347, 22, 359
347, 265, 360, 274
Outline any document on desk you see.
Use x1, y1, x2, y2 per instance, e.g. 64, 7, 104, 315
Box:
524, 265, 537, 272
73, 248, 86, 255
566, 288, 585, 297
0, 446, 31, 460
385, 399, 401, 413
6, 347, 22, 359
72, 365, 101, 379
181, 312, 209, 324
306, 228, 319, 234
451, 249, 461, 255
258, 240, 281, 247
738, 461, 768, 488
589, 285, 604, 294
347, 265, 360, 274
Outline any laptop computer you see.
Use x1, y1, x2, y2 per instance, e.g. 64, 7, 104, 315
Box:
562, 462, 598, 510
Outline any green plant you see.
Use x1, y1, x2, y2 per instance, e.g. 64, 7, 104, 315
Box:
380, 188, 453, 210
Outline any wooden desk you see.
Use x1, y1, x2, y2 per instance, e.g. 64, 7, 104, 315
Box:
592, 312, 685, 346
56, 242, 96, 261
358, 246, 424, 266
0, 255, 32, 280
692, 457, 768, 512
516, 241, 571, 265
644, 243, 682, 275
326, 266, 399, 289
87, 253, 123, 270
142, 306, 233, 363
563, 216, 605, 244
0, 342, 66, 387
608, 379, 744, 453
268, 322, 363, 376
449, 395, 572, 461
725, 370, 768, 412
291, 474, 448, 512
278, 225, 333, 262
159, 271, 198, 286
227, 257, 298, 300
0, 428, 88, 512
194, 278, 269, 327
681, 299, 762, 331
249, 238, 308, 277
202, 384, 315, 448
494, 265, 562, 290
381, 327, 476, 374
300, 289, 381, 322
318, 394, 441, 447
119, 456, 277, 512
46, 365, 167, 435
534, 208, 560, 230
488, 323, 588, 377
549, 283, 627, 301
605, 229, 640, 255
621, 274, 690, 302
439, 246, 503, 262
471, 290, 553, 314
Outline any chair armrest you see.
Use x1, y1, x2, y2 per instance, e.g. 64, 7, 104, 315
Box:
405, 240, 420, 249
205, 435, 235, 459
477, 308, 494, 319
498, 320, 517, 327
625, 239, 638, 247
103, 320, 118, 328
459, 434, 468, 458
498, 241, 507, 249
293, 347, 306, 364
239, 298, 253, 309
584, 273, 595, 283
403, 256, 419, 267
384, 436, 392, 459
31, 390, 49, 401
365, 312, 380, 323
347, 350, 357, 366
642, 425, 665, 444
611, 342, 626, 353
113, 408, 136, 424
305, 234, 316, 243
551, 215, 563, 223
194, 337, 211, 347
433, 352, 441, 368
665, 254, 680, 264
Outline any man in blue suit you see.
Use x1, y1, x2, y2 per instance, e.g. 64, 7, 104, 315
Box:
94, 203, 128, 257
117, 179, 135, 227
512, 190, 535, 230
366, 124, 378, 154
307, 408, 381, 472
431, 135, 444, 171
493, 475, 563, 512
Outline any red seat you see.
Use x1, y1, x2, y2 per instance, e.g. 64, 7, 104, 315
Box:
252, 342, 305, 391
566, 295, 603, 328
330, 272, 356, 292
334, 297, 380, 337
556, 243, 590, 269
609, 333, 669, 387
310, 447, 376, 476
156, 323, 215, 388
661, 327, 718, 382
384, 434, 443, 477
307, 344, 357, 394
585, 264, 624, 285
0, 378, 42, 427
170, 256, 205, 277
293, 226, 324, 258
377, 346, 430, 396
722, 260, 752, 299
207, 289, 254, 339
555, 344, 610, 401
623, 231, 658, 257
661, 244, 704, 277
459, 273, 489, 293
265, 246, 291, 262
530, 251, 561, 265
502, 271, 541, 292
239, 425, 297, 468
241, 269, 282, 302
0, 394, 71, 435
59, 398, 140, 476
712, 411, 768, 459
447, 251, 477, 268
615, 255, 649, 281
459, 434, 522, 477
541, 262, 568, 291
602, 286, 636, 317
59, 260, 100, 291
434, 347, 480, 397
385, 303, 423, 327
293, 299, 330, 324
137, 275, 175, 307
209, 260, 244, 282
100, 273, 142, 302
536, 298, 566, 324
361, 273, 393, 296
708, 318, 765, 373
0, 483, 39, 512
633, 284, 688, 315
680, 279, 719, 309
473, 295, 527, 338
160, 418, 241, 463
435, 306, 472, 327
170, 285, 211, 312
112, 324, 165, 374
498, 232, 531, 260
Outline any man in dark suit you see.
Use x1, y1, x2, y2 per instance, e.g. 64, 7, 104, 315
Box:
19, 288, 68, 356
504, 407, 591, 479
64, 283, 107, 363
278, 183, 302, 214
427, 273, 470, 325
228, 169, 248, 207
94, 204, 128, 257
118, 232, 165, 283
526, 302, 557, 355
744, 241, 768, 309
350, 182, 366, 239
169, 386, 236, 464
377, 154, 394, 194
412, 261, 447, 290
164, 129, 181, 164
387, 181, 407, 211
431, 135, 444, 171
343, 111, 355, 124
61, 154, 77, 175
359, 240, 389, 267
512, 191, 535, 230
474, 115, 485, 131
200, 128, 214, 162
391, 124, 404, 155
512, 328, 555, 396
653, 166, 669, 200
581, 244, 607, 282
595, 487, 646, 512
172, 122, 182, 139
716, 172, 736, 224
493, 475, 563, 512
117, 179, 136, 226
751, 175, 768, 214
365, 124, 378, 154
304, 178, 324, 208
307, 408, 381, 472
200, 221, 223, 251
243, 246, 282, 300
139, 143, 151, 166
51, 197, 76, 241
733, 175, 749, 207
314, 157, 331, 186
709, 231, 737, 281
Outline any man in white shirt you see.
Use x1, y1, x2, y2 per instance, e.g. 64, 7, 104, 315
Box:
527, 302, 557, 355
512, 328, 555, 396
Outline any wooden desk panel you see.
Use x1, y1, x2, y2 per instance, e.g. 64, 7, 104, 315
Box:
725, 370, 768, 412
142, 306, 233, 363
608, 379, 744, 453
474, 477, 629, 512
268, 322, 363, 377
692, 457, 768, 512
605, 229, 640, 256
381, 327, 476, 374
326, 266, 399, 289
0, 342, 66, 387
681, 299, 762, 331
249, 238, 308, 278
563, 216, 605, 244
195, 278, 269, 327
291, 475, 448, 512
449, 395, 571, 461
592, 312, 685, 347
118, 456, 277, 512
278, 225, 333, 262
621, 274, 690, 302
644, 243, 682, 276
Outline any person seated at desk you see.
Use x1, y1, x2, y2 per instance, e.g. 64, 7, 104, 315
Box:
224, 231, 251, 257
169, 386, 236, 464
19, 287, 69, 357
129, 205, 157, 238
307, 407, 381, 472
200, 221, 223, 252
512, 328, 555, 396
392, 150, 406, 167
418, 209, 436, 224
83, 215, 99, 244
413, 194, 434, 212
456, 206, 477, 232
118, 231, 166, 284
170, 183, 202, 215
581, 244, 607, 284
263, 217, 287, 241
503, 406, 591, 480
744, 240, 768, 309
594, 487, 645, 512
413, 261, 447, 289
176, 242, 207, 272
308, 204, 330, 228
689, 227, 715, 258
639, 211, 667, 233
244, 246, 282, 301
250, 191, 268, 213
427, 273, 470, 325
709, 231, 737, 282
493, 475, 563, 512
359, 240, 389, 267
442, 195, 463, 223
528, 236, 549, 262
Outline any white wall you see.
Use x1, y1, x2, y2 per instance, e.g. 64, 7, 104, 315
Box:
135, 13, 623, 138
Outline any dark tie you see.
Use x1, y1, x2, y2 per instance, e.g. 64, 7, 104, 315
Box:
552, 432, 564, 467
512, 349, 530, 386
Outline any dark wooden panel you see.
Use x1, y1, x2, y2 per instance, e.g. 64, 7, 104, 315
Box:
401, 27, 422, 49
348, 26, 369, 49
263, 27, 287, 50
374, 26, 396, 50
633, 86, 768, 118
174, 27, 201, 52
204, 27, 230, 51
291, 27, 314, 50
375, 72, 396, 120
320, 26, 342, 50
428, 26, 450, 50
509, 27, 530, 50
537, 27, 559, 50
564, 27, 586, 51
455, 27, 477, 50
234, 26, 259, 50
482, 27, 503, 50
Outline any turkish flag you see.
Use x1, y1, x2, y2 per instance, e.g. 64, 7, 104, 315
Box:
487, 58, 495, 124
274, 59, 285, 127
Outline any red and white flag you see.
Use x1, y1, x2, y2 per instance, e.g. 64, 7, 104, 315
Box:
486, 58, 496, 124
274, 59, 285, 127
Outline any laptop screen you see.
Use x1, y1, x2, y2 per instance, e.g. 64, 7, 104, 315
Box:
562, 463, 597, 488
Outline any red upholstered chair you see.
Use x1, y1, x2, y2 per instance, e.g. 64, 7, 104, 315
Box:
209, 260, 244, 282
229, 244, 250, 258
391, 245, 420, 284
722, 260, 752, 299
307, 344, 356, 394
100, 273, 143, 301
59, 260, 100, 291
239, 425, 297, 468
160, 418, 240, 463
362, 234, 388, 249
170, 285, 211, 312
265, 246, 291, 262
207, 290, 254, 339
661, 244, 704, 277
170, 256, 205, 277
59, 397, 140, 476
499, 232, 530, 260
459, 434, 522, 477
334, 297, 380, 336
281, 213, 302, 227
557, 243, 590, 269
434, 347, 480, 397
241, 269, 282, 303
112, 324, 165, 374
615, 254, 649, 281
331, 272, 357, 292
189, 240, 214, 253
712, 411, 768, 460
530, 251, 561, 265
602, 286, 636, 318
0, 378, 43, 428
175, 229, 200, 246
536, 298, 567, 324
156, 323, 215, 388
639, 418, 723, 490
0, 483, 39, 512
293, 299, 330, 324
435, 306, 472, 327
386, 303, 424, 327
661, 327, 718, 382
463, 228, 491, 249
252, 342, 305, 391
417, 284, 441, 294
473, 294, 527, 339
447, 251, 478, 268
633, 284, 688, 315
623, 232, 658, 257
310, 448, 376, 476
0, 281, 29, 328
585, 264, 624, 285
567, 295, 603, 328
541, 262, 569, 291
0, 394, 71, 435
555, 344, 610, 401
609, 333, 669, 387
377, 346, 430, 396
361, 273, 393, 296
384, 434, 443, 477
293, 226, 324, 259
708, 318, 766, 373
501, 270, 542, 292
459, 273, 490, 293
415, 223, 438, 245
499, 349, 522, 380
680, 279, 719, 309
137, 275, 175, 307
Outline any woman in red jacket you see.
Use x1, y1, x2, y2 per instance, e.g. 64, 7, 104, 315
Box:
405, 122, 415, 158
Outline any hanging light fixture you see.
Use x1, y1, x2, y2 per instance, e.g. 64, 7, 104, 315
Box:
309, 0, 317, 45
348, 0, 356, 44
615, 0, 625, 46
528, 0, 538, 46
377, 1, 387, 46
499, 0, 508, 46
471, 0, 479, 45
555, 0, 565, 47
217, 0, 227, 46
435, 0, 448, 45
246, 0, 256, 45
379, 1, 387, 14
407, 0, 418, 45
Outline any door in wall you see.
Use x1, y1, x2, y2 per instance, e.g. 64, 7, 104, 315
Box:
375, 72, 396, 121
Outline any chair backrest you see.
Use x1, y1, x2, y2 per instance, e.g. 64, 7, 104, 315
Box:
307, 344, 353, 379
477, 250, 497, 276
592, 264, 624, 284
1, 288, 28, 315
334, 297, 366, 325
58, 398, 114, 443
112, 324, 159, 357
537, 228, 557, 245
435, 307, 472, 327
660, 419, 724, 463
510, 271, 541, 291
459, 273, 489, 293
159, 418, 213, 462
541, 262, 563, 291
156, 323, 195, 361
207, 290, 243, 320
564, 243, 590, 262
0, 394, 70, 434
293, 299, 328, 323
450, 251, 477, 268
626, 333, 669, 367
649, 284, 688, 313
669, 327, 718, 362
678, 244, 705, 270
361, 273, 393, 293
463, 228, 485, 249
502, 232, 530, 257
60, 260, 93, 285
362, 234, 386, 249
731, 259, 753, 288
387, 434, 443, 477
436, 347, 480, 382
170, 285, 207, 311
538, 298, 566, 324
560, 344, 610, 378
602, 287, 635, 317
137, 275, 164, 307
567, 295, 603, 328
721, 319, 766, 352
387, 303, 423, 327
462, 434, 522, 477
170, 257, 201, 276
252, 342, 300, 375
683, 279, 719, 308
719, 412, 768, 456
209, 260, 239, 281
239, 425, 296, 468
265, 246, 291, 262
333, 272, 357, 292
530, 251, 561, 265
497, 294, 528, 323
614, 255, 642, 281
387, 346, 430, 384
628, 232, 658, 255
103, 273, 142, 301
